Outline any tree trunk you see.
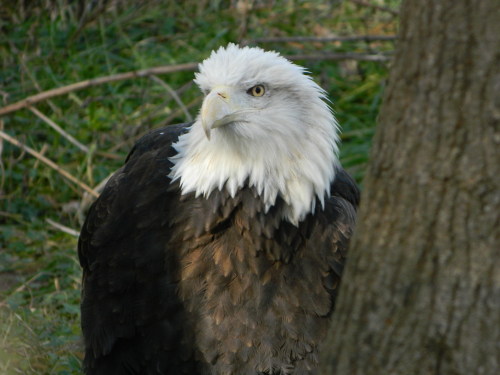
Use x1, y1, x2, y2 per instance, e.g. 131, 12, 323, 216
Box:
320, 1, 500, 374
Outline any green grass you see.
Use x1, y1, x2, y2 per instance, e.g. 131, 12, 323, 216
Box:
0, 1, 400, 373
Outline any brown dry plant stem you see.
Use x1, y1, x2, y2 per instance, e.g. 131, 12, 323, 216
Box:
287, 52, 391, 62
255, 35, 397, 43
149, 75, 193, 122
28, 106, 90, 153
45, 218, 79, 237
0, 63, 198, 117
0, 130, 99, 198
0, 53, 391, 118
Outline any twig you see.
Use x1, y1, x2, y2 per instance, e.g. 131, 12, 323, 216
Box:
0, 130, 99, 198
287, 52, 391, 62
175, 80, 195, 97
32, 143, 48, 171
162, 96, 202, 126
10, 272, 46, 295
0, 211, 23, 222
255, 35, 397, 44
45, 218, 80, 237
109, 96, 202, 155
0, 62, 198, 117
29, 106, 90, 153
150, 75, 193, 122
95, 150, 123, 160
20, 55, 63, 116
350, 0, 400, 16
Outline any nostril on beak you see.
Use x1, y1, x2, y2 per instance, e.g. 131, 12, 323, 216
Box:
217, 92, 227, 99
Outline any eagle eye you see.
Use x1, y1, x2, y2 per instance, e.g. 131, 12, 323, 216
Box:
247, 85, 265, 97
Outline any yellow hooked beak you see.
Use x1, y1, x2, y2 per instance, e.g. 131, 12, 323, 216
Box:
201, 86, 242, 140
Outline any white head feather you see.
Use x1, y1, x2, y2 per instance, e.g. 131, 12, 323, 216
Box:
170, 44, 340, 225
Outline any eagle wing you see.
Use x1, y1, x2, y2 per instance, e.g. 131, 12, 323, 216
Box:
317, 168, 359, 307
78, 124, 197, 374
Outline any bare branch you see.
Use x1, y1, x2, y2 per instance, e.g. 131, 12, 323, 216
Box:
95, 150, 123, 160
29, 106, 90, 153
0, 130, 99, 198
255, 35, 397, 44
286, 52, 392, 62
150, 75, 193, 122
45, 218, 80, 237
0, 63, 198, 117
32, 143, 48, 171
107, 95, 203, 156
162, 96, 203, 127
20, 56, 63, 116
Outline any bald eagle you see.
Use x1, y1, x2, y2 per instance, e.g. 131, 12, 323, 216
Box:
79, 44, 359, 375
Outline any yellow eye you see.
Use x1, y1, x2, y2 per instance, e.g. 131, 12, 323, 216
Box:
248, 85, 265, 97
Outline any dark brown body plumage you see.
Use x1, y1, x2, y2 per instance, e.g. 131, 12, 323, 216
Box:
79, 124, 359, 375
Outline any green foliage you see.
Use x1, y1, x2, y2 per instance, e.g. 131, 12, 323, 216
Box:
0, 0, 400, 373
0, 222, 81, 374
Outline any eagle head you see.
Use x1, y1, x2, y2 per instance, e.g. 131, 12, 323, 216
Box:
170, 44, 340, 225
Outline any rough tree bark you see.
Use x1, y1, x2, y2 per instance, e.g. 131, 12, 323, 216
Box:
320, 1, 499, 374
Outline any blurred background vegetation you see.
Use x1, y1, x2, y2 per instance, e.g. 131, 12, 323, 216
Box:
0, 0, 400, 373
